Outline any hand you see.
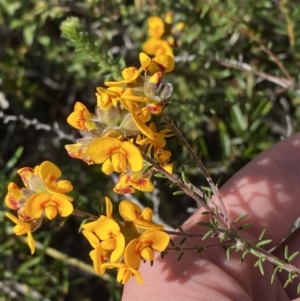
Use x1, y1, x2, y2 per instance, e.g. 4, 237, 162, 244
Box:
122, 133, 300, 301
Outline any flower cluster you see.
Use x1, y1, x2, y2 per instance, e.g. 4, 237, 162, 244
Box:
142, 12, 185, 57
82, 197, 170, 285
5, 161, 73, 254
4, 14, 177, 286
65, 52, 174, 194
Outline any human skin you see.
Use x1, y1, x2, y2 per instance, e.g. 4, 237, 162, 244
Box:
122, 132, 300, 301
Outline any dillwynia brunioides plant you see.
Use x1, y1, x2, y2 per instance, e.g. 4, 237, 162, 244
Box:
4, 14, 300, 292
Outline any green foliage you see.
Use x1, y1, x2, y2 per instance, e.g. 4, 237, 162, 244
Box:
60, 16, 125, 78
1, 0, 300, 300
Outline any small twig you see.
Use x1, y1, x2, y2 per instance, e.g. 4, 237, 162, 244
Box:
166, 239, 234, 252
72, 209, 98, 221
143, 154, 227, 230
161, 112, 229, 227
235, 230, 300, 276
165, 230, 205, 238
279, 97, 293, 137
217, 59, 292, 89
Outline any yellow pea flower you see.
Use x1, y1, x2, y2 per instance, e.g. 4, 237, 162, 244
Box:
65, 104, 142, 165
139, 230, 170, 254
17, 207, 33, 222
17, 166, 35, 188
82, 229, 100, 248
124, 230, 170, 270
105, 53, 174, 88
96, 86, 124, 110
5, 161, 74, 255
131, 114, 155, 140
6, 161, 73, 222
87, 137, 143, 173
137, 122, 173, 152
82, 197, 121, 274
140, 52, 175, 75
128, 172, 154, 191
119, 200, 163, 230
5, 212, 36, 254
65, 140, 94, 165
137, 106, 152, 124
104, 56, 151, 87
123, 239, 141, 269
101, 262, 143, 285
25, 192, 73, 220
114, 172, 154, 194
17, 161, 73, 198
120, 88, 153, 108
101, 158, 114, 175
103, 196, 113, 219
147, 102, 163, 114
67, 102, 96, 131
94, 218, 125, 263
147, 16, 165, 39
164, 11, 173, 25
5, 183, 23, 211
81, 197, 114, 235
114, 185, 135, 195
38, 161, 73, 196
117, 90, 157, 140
142, 37, 174, 58
89, 245, 109, 275
147, 71, 164, 88
143, 12, 185, 57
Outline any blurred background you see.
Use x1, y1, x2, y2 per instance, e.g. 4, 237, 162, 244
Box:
1, 0, 300, 300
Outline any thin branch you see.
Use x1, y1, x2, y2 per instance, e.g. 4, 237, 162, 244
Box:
235, 230, 300, 275
0, 272, 51, 301
166, 239, 234, 252
161, 112, 229, 227
165, 230, 205, 238
207, 1, 292, 80
217, 59, 292, 89
143, 154, 227, 230
72, 209, 98, 221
